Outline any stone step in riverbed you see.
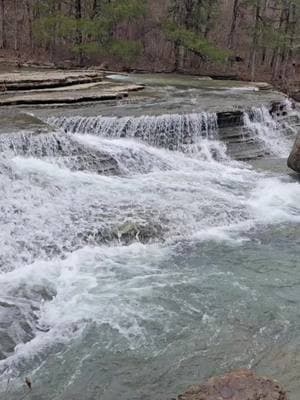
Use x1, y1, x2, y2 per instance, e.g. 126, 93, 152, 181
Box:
0, 84, 144, 106
227, 142, 267, 160
0, 70, 104, 91
0, 111, 121, 175
0, 110, 53, 134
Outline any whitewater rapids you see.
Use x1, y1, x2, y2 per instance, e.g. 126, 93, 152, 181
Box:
0, 107, 299, 400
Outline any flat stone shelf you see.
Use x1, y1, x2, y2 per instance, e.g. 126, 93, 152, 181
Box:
0, 70, 104, 91
0, 84, 145, 106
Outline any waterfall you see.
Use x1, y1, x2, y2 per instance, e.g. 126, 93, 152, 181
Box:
1, 104, 300, 395
243, 102, 299, 157
48, 112, 218, 151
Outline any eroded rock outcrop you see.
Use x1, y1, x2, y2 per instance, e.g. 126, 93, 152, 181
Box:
178, 369, 287, 400
288, 134, 300, 172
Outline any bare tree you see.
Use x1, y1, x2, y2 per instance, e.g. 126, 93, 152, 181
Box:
227, 0, 239, 48
0, 0, 6, 49
75, 0, 83, 65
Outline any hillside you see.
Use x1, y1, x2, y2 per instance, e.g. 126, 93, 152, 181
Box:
0, 0, 299, 93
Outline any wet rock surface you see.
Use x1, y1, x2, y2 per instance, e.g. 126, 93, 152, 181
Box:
0, 285, 56, 360
178, 369, 288, 400
291, 90, 300, 103
0, 110, 53, 135
288, 134, 300, 172
0, 123, 121, 175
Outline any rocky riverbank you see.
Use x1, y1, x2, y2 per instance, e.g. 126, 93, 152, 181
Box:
177, 370, 288, 400
0, 69, 144, 106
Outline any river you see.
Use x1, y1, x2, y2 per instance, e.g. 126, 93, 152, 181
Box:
0, 74, 299, 400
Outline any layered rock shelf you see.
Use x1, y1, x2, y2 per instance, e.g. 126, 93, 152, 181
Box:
0, 69, 144, 106
0, 70, 104, 91
0, 85, 144, 106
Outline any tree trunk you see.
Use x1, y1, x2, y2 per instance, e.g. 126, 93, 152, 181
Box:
227, 0, 239, 48
204, 0, 214, 38
26, 0, 33, 52
75, 0, 83, 66
287, 2, 296, 64
13, 0, 19, 52
249, 0, 261, 81
260, 0, 269, 65
174, 41, 185, 71
271, 6, 285, 80
280, 4, 290, 65
282, 2, 296, 87
0, 0, 6, 49
92, 0, 99, 19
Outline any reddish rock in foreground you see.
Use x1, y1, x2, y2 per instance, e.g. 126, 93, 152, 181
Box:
178, 369, 287, 400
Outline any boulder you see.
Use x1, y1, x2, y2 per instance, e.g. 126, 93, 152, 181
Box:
291, 90, 300, 102
178, 369, 287, 400
269, 100, 294, 118
112, 220, 164, 244
288, 134, 300, 172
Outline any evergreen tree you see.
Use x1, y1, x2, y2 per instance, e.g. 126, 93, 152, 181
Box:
166, 0, 229, 70
33, 0, 146, 64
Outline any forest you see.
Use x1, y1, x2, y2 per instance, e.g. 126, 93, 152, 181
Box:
0, 0, 299, 85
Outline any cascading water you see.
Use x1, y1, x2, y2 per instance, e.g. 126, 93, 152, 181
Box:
243, 101, 299, 157
0, 103, 300, 400
48, 112, 219, 150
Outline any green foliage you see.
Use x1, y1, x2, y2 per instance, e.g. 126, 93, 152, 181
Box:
73, 39, 142, 62
32, 0, 146, 62
190, 1, 219, 34
259, 25, 290, 50
33, 15, 77, 44
103, 0, 146, 23
109, 40, 143, 62
72, 42, 103, 56
165, 23, 230, 62
168, 0, 220, 35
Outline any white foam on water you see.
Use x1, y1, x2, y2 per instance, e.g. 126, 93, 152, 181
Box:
243, 102, 298, 157
73, 133, 229, 171
48, 112, 219, 151
1, 129, 298, 273
228, 86, 259, 92
73, 134, 173, 174
1, 106, 300, 390
0, 243, 170, 377
248, 177, 300, 224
